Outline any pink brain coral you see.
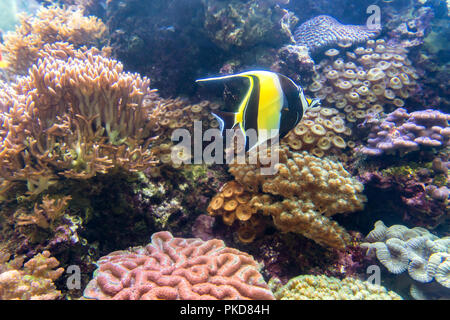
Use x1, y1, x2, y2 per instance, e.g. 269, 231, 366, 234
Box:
83, 231, 274, 300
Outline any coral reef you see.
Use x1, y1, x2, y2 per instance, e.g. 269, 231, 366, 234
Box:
1, 5, 107, 75
359, 108, 450, 156
0, 42, 159, 197
202, 0, 296, 51
274, 274, 402, 300
0, 250, 64, 299
386, 6, 435, 48
359, 162, 449, 231
270, 44, 315, 84
83, 231, 274, 300
294, 15, 380, 52
282, 106, 353, 158
308, 40, 419, 122
227, 145, 366, 248
361, 220, 450, 298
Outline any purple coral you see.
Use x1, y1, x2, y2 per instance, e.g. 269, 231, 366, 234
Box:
294, 15, 380, 52
360, 108, 450, 156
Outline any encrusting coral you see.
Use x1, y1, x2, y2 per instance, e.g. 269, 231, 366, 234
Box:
1, 5, 107, 75
227, 145, 366, 249
294, 15, 380, 52
0, 250, 64, 300
274, 274, 402, 300
83, 231, 275, 300
308, 39, 419, 123
0, 42, 160, 197
361, 220, 450, 289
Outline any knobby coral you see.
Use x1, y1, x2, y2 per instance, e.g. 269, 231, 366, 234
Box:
360, 108, 450, 156
228, 145, 366, 249
0, 250, 64, 300
0, 42, 159, 198
83, 231, 275, 300
275, 274, 402, 300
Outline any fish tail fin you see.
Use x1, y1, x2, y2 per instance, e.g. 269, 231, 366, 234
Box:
211, 110, 238, 135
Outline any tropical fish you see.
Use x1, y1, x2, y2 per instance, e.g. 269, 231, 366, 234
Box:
196, 70, 320, 151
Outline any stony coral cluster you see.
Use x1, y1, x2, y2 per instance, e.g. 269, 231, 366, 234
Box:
226, 146, 366, 248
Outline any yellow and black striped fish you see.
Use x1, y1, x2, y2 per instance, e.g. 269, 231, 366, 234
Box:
196, 70, 320, 151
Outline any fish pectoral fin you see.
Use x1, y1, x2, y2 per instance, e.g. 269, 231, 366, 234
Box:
211, 110, 237, 135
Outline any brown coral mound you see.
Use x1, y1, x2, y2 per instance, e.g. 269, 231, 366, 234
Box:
0, 250, 64, 300
229, 146, 366, 248
0, 43, 159, 196
83, 231, 275, 300
1, 5, 107, 75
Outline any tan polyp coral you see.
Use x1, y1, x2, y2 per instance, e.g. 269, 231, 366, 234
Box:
308, 40, 419, 121
275, 274, 402, 300
282, 107, 351, 157
0, 43, 159, 195
0, 251, 64, 300
229, 146, 366, 249
1, 5, 107, 75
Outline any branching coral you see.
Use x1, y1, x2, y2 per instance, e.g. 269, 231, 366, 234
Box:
361, 220, 450, 289
14, 195, 72, 230
227, 145, 366, 249
0, 250, 64, 299
0, 42, 159, 197
275, 274, 402, 300
1, 5, 107, 75
307, 39, 419, 122
83, 231, 275, 300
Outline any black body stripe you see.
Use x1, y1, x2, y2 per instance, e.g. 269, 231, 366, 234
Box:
277, 74, 304, 139
243, 75, 260, 135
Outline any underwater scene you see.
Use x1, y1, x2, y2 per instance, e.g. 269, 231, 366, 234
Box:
0, 0, 448, 302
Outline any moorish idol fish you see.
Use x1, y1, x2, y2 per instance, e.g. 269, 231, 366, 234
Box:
196, 70, 320, 151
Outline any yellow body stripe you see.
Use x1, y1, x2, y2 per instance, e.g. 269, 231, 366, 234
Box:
254, 71, 283, 133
